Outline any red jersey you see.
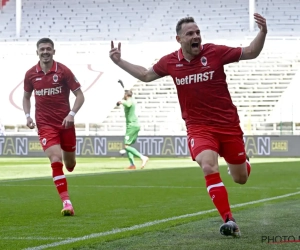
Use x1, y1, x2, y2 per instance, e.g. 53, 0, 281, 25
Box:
24, 61, 81, 129
152, 43, 242, 132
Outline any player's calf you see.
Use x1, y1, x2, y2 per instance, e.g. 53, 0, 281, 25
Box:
227, 154, 251, 184
245, 154, 251, 177
232, 174, 248, 185
51, 161, 74, 215
65, 160, 76, 172
62, 150, 76, 172
66, 164, 76, 172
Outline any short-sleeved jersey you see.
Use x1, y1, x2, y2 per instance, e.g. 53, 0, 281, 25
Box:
24, 61, 81, 129
152, 43, 242, 133
122, 98, 139, 126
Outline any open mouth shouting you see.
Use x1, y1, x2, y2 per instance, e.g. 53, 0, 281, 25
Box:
191, 42, 200, 49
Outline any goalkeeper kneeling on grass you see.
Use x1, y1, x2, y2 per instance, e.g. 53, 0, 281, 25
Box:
117, 89, 149, 170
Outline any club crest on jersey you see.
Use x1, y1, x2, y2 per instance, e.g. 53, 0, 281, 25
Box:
190, 138, 194, 148
53, 74, 58, 82
201, 56, 207, 66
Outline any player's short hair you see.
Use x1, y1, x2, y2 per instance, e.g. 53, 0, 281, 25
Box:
176, 17, 196, 34
36, 38, 54, 48
125, 90, 133, 97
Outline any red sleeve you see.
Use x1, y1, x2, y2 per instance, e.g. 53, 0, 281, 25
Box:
64, 67, 81, 91
24, 71, 33, 93
214, 45, 243, 65
152, 55, 169, 77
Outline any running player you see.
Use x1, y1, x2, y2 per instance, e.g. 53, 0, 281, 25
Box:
109, 14, 267, 236
23, 38, 85, 216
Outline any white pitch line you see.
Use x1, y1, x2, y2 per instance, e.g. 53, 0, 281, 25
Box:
2, 237, 67, 240
24, 190, 300, 250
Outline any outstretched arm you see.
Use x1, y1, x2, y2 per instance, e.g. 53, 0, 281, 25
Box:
109, 41, 161, 82
240, 13, 267, 60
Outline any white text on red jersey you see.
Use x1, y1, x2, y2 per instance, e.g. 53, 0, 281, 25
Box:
175, 71, 215, 85
35, 86, 62, 96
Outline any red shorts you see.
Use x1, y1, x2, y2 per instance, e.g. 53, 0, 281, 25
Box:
187, 126, 246, 164
38, 126, 76, 152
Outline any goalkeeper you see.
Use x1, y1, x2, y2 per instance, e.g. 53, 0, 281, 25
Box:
117, 86, 149, 170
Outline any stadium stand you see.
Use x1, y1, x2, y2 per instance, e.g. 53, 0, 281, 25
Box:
102, 39, 300, 135
256, 0, 300, 36
0, 0, 300, 135
0, 0, 299, 42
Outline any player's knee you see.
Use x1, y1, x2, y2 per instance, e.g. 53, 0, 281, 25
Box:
49, 154, 62, 163
201, 163, 219, 175
195, 151, 219, 175
196, 158, 218, 175
45, 145, 63, 163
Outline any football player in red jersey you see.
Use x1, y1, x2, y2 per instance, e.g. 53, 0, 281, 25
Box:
23, 38, 85, 216
109, 14, 267, 237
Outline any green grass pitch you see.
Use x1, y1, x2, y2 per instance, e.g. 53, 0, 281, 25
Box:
1, 157, 300, 250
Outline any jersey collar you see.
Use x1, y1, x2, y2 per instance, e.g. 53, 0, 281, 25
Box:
177, 45, 204, 62
36, 60, 58, 73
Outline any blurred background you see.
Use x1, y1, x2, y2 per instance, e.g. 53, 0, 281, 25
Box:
0, 0, 300, 137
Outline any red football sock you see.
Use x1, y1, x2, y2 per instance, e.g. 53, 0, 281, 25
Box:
51, 162, 70, 202
246, 159, 251, 177
205, 172, 232, 222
